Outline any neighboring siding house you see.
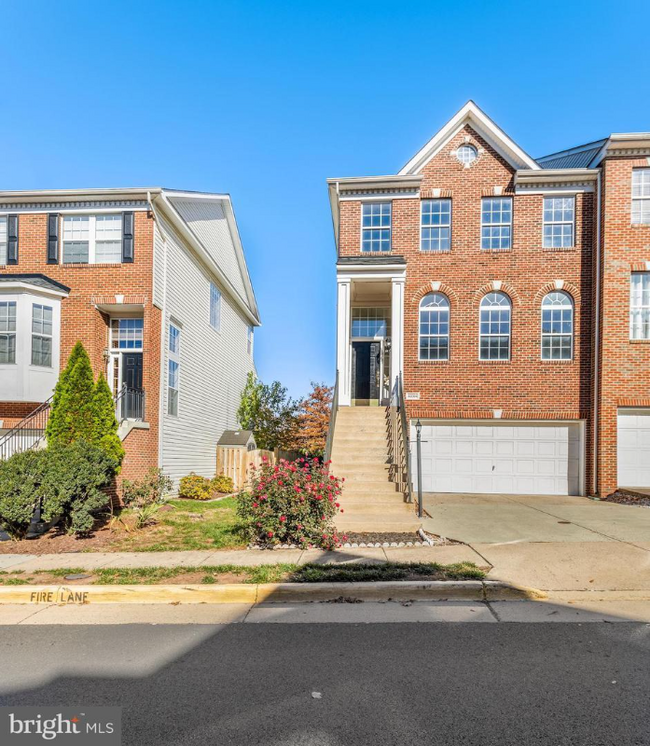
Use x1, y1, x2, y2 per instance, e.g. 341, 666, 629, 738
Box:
327, 101, 650, 506
0, 188, 260, 487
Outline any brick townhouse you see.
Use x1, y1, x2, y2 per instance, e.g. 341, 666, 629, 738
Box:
0, 188, 260, 485
327, 101, 650, 502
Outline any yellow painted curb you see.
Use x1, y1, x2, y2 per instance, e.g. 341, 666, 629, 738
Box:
0, 581, 545, 605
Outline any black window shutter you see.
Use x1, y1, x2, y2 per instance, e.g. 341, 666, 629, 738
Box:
122, 211, 134, 263
7, 215, 18, 265
47, 213, 59, 264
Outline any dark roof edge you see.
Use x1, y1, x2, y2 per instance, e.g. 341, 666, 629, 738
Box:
536, 138, 608, 163
337, 255, 407, 265
0, 273, 71, 293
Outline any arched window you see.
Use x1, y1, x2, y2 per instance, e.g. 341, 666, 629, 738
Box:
541, 291, 573, 360
419, 293, 449, 360
479, 292, 511, 360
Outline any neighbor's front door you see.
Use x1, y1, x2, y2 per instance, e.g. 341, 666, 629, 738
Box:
351, 341, 381, 405
122, 352, 143, 390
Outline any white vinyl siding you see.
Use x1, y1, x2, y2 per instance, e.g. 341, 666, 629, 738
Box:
412, 421, 582, 496
158, 214, 255, 488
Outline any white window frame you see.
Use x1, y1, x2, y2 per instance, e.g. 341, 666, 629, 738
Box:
419, 293, 450, 361
351, 307, 389, 339
0, 300, 17, 365
420, 199, 452, 252
361, 202, 392, 253
456, 144, 478, 166
108, 317, 144, 396
541, 292, 573, 360
481, 197, 512, 251
0, 216, 7, 265
247, 325, 254, 355
168, 323, 181, 417
62, 214, 123, 264
479, 292, 511, 361
630, 272, 650, 340
31, 303, 53, 368
543, 197, 575, 248
209, 282, 221, 331
632, 169, 650, 225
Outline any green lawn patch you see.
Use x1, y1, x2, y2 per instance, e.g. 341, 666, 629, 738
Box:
111, 497, 247, 552
290, 561, 485, 583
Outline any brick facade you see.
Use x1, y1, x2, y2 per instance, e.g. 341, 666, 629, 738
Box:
0, 209, 160, 482
334, 112, 650, 497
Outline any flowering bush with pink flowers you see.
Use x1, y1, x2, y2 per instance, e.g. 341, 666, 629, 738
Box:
236, 457, 346, 549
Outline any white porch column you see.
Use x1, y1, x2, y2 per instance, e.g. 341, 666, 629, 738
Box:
336, 278, 351, 405
390, 277, 405, 394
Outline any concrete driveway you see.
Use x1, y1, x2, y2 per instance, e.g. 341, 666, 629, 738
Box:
421, 492, 650, 591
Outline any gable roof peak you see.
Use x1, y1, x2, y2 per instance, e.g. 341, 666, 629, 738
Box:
398, 100, 540, 175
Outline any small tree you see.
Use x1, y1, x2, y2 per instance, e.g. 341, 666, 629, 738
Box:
292, 382, 333, 456
91, 373, 124, 465
237, 373, 299, 450
46, 341, 89, 443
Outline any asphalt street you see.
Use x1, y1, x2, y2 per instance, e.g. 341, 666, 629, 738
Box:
1, 621, 650, 745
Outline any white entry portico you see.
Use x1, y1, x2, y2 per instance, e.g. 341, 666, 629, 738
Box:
336, 257, 405, 406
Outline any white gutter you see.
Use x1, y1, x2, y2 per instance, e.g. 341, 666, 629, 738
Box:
593, 169, 602, 496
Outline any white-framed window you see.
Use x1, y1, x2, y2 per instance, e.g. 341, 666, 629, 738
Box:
31, 304, 53, 367
247, 325, 254, 355
541, 292, 573, 360
62, 214, 123, 264
0, 301, 16, 364
351, 307, 389, 338
481, 197, 512, 251
419, 293, 449, 361
543, 197, 575, 248
0, 217, 7, 265
480, 292, 511, 360
421, 199, 451, 252
630, 272, 650, 340
456, 144, 478, 166
168, 323, 181, 416
210, 282, 221, 331
361, 202, 391, 252
632, 169, 650, 225
111, 318, 143, 350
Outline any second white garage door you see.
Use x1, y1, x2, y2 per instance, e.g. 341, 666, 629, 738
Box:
412, 421, 582, 496
617, 409, 650, 488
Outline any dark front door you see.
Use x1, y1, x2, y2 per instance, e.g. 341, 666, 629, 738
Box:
122, 353, 143, 390
351, 341, 381, 404
121, 353, 144, 420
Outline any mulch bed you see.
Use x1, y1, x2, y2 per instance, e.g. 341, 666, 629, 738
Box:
0, 523, 119, 555
601, 490, 650, 508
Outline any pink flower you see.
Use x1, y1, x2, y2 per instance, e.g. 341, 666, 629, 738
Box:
267, 531, 274, 538
252, 502, 259, 508
279, 515, 286, 523
335, 502, 340, 507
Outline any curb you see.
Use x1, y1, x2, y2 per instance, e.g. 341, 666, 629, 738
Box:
0, 580, 545, 605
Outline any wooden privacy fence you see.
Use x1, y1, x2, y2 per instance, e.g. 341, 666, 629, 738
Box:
216, 447, 275, 491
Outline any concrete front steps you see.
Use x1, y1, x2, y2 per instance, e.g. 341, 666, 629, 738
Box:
330, 406, 420, 534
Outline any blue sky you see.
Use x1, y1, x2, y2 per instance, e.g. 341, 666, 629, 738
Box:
1, 0, 648, 397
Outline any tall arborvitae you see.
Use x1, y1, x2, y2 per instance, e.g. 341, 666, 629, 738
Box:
91, 373, 124, 466
46, 341, 88, 443
46, 343, 95, 446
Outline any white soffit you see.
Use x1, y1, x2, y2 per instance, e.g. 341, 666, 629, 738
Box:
399, 100, 540, 175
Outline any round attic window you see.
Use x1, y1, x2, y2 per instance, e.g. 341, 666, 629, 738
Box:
456, 144, 478, 165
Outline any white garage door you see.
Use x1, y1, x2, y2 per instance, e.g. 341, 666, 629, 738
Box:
412, 421, 582, 496
617, 409, 650, 488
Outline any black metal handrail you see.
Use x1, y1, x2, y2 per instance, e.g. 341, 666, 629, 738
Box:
386, 375, 413, 504
0, 397, 52, 461
324, 371, 339, 465
115, 384, 146, 422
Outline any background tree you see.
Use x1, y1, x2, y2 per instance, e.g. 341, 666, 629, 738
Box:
237, 373, 299, 450
292, 382, 333, 456
46, 343, 95, 446
91, 373, 125, 465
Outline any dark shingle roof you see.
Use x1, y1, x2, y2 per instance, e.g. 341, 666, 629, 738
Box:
217, 430, 255, 447
337, 255, 406, 266
0, 273, 70, 293
537, 139, 607, 169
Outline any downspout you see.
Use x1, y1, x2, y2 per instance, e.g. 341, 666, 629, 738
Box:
148, 190, 168, 472
592, 170, 602, 496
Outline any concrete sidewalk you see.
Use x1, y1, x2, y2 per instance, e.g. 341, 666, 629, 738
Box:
0, 543, 484, 573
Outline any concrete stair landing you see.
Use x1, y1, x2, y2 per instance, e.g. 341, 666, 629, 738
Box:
330, 407, 421, 533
